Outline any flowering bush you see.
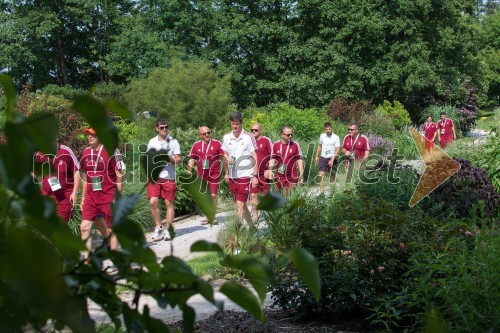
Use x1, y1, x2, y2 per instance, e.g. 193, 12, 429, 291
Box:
365, 131, 395, 157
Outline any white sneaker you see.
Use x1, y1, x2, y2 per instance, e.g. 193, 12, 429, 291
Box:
151, 226, 165, 242
103, 260, 118, 275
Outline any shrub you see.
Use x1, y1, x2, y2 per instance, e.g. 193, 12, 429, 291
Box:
470, 127, 499, 192
407, 224, 500, 333
268, 190, 442, 323
392, 127, 420, 160
374, 100, 411, 130
327, 98, 372, 124
424, 158, 499, 223
125, 59, 233, 130
365, 131, 395, 157
359, 110, 397, 138
246, 103, 332, 142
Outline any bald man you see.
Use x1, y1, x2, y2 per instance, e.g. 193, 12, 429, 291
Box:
188, 126, 224, 224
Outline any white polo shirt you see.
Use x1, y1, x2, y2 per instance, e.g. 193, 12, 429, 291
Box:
222, 130, 257, 179
146, 135, 181, 180
319, 133, 340, 158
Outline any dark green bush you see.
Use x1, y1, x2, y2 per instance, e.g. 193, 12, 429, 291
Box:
424, 158, 499, 223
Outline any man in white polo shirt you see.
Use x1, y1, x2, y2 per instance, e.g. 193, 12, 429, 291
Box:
315, 122, 340, 193
222, 112, 259, 227
146, 118, 182, 241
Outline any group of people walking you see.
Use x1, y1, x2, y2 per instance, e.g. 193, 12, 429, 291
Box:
39, 110, 462, 270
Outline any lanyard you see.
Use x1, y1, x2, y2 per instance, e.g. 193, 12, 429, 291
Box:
280, 141, 291, 163
91, 144, 103, 173
203, 139, 212, 156
350, 135, 360, 150
158, 135, 168, 150
423, 123, 432, 131
439, 119, 449, 128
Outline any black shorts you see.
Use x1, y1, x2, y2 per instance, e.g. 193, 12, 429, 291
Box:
318, 156, 337, 172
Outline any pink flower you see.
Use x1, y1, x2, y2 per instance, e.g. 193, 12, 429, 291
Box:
439, 245, 445, 251
378, 266, 385, 272
342, 251, 352, 256
399, 243, 408, 250
337, 226, 344, 232
369, 269, 374, 274
465, 231, 473, 237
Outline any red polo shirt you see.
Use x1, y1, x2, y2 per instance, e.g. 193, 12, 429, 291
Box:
255, 136, 272, 176
35, 144, 80, 196
80, 145, 124, 203
271, 140, 302, 179
342, 134, 370, 160
188, 139, 224, 183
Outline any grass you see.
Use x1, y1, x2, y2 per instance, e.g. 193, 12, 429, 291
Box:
187, 252, 223, 276
476, 106, 499, 131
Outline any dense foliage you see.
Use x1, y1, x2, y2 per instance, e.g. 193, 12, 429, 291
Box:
1, 0, 498, 115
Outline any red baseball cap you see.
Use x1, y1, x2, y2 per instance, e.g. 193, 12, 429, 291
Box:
83, 128, 96, 135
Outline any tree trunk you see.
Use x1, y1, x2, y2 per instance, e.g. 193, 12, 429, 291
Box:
56, 31, 68, 86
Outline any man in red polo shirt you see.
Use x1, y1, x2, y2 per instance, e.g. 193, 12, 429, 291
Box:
269, 126, 304, 193
34, 140, 80, 222
437, 112, 456, 148
80, 128, 124, 267
422, 115, 438, 161
147, 118, 182, 242
249, 123, 272, 223
187, 126, 224, 225
341, 123, 370, 165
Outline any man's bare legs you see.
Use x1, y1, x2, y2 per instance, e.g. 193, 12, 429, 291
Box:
236, 200, 254, 227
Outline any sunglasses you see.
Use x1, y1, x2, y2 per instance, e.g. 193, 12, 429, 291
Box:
283, 133, 293, 137
201, 131, 211, 136
158, 125, 168, 130
347, 128, 357, 132
250, 129, 259, 132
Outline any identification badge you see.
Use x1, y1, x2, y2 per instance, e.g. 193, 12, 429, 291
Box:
422, 131, 426, 136
440, 129, 445, 135
350, 150, 355, 159
91, 176, 102, 191
278, 164, 285, 174
202, 158, 210, 170
230, 157, 237, 178
48, 176, 62, 191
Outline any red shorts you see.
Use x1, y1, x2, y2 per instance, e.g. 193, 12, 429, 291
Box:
425, 140, 435, 150
229, 177, 251, 202
82, 195, 113, 227
250, 175, 270, 194
440, 136, 453, 148
147, 179, 176, 202
45, 188, 73, 222
276, 175, 297, 192
200, 177, 219, 196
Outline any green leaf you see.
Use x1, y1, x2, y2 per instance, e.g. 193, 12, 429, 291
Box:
220, 281, 265, 322
286, 248, 321, 302
111, 193, 141, 229
140, 149, 170, 182
182, 304, 195, 333
190, 240, 223, 253
122, 302, 145, 332
0, 74, 16, 117
105, 99, 134, 120
143, 305, 170, 332
24, 113, 58, 155
221, 254, 272, 303
73, 95, 118, 156
180, 171, 215, 222
257, 191, 287, 211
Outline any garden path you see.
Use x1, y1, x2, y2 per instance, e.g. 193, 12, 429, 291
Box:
89, 212, 274, 325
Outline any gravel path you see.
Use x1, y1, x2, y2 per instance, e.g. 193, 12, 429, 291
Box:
89, 211, 274, 325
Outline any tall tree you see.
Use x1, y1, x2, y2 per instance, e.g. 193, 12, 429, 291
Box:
0, 0, 131, 88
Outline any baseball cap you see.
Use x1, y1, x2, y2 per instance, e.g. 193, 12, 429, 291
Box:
83, 128, 96, 135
